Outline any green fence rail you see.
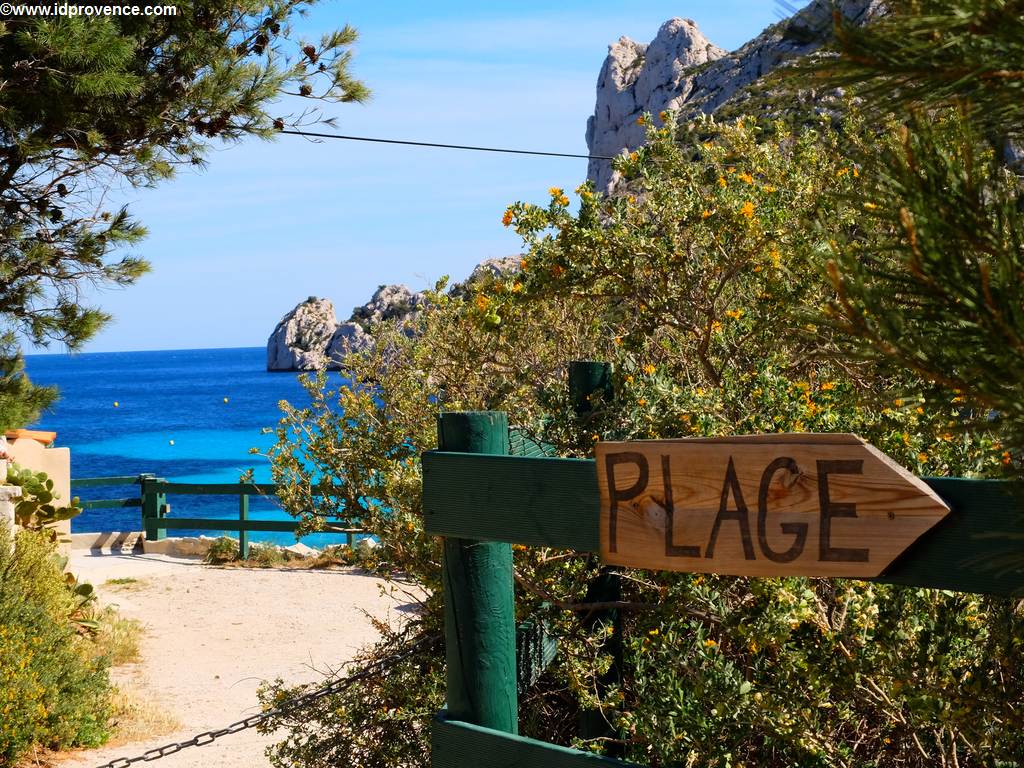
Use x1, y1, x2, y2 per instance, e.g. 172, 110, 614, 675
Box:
71, 474, 363, 557
422, 404, 1024, 768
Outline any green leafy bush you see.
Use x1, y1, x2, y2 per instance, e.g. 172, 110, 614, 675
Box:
0, 525, 112, 764
259, 118, 1019, 767
4, 463, 83, 538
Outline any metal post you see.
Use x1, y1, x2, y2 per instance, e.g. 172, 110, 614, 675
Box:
438, 411, 518, 734
239, 485, 249, 560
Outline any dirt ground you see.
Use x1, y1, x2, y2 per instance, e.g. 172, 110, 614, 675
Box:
52, 551, 414, 768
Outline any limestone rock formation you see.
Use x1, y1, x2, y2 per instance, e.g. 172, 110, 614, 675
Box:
350, 284, 425, 328
326, 322, 372, 363
266, 297, 337, 371
586, 0, 881, 191
267, 286, 426, 371
586, 19, 725, 191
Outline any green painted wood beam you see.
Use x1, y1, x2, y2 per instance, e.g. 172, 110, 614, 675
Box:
423, 453, 599, 550
145, 518, 302, 533
422, 452, 1024, 597
153, 482, 281, 495
79, 497, 142, 510
432, 713, 639, 768
71, 476, 142, 488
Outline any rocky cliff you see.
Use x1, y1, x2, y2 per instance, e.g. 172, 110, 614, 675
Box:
267, 257, 520, 371
586, 0, 881, 191
266, 297, 337, 371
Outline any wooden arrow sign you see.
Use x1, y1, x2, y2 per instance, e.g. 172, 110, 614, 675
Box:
596, 434, 950, 578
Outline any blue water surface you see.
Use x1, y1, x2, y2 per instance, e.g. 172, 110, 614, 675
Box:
23, 347, 348, 547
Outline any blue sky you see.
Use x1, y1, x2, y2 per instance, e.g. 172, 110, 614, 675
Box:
76, 1, 783, 352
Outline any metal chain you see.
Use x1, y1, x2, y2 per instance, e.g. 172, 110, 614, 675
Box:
93, 641, 427, 768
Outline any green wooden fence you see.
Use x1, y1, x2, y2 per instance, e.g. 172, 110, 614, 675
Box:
422, 408, 1024, 768
71, 474, 363, 557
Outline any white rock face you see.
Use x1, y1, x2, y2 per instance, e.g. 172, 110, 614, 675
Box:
266, 296, 338, 371
586, 0, 881, 192
327, 322, 372, 364
586, 19, 725, 192
351, 284, 425, 326
268, 258, 523, 371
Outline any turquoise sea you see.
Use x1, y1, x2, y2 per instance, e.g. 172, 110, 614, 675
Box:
23, 347, 342, 546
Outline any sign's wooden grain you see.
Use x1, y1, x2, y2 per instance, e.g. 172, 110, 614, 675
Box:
596, 434, 950, 578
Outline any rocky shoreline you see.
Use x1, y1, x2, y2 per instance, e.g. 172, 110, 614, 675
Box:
266, 256, 519, 371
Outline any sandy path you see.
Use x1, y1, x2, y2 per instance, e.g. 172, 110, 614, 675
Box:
55, 552, 412, 768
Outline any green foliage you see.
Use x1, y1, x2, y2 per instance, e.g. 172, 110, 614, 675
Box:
259, 629, 445, 768
0, 525, 112, 764
808, 0, 1024, 139
789, 0, 1024, 471
5, 462, 83, 535
260, 118, 1015, 767
204, 535, 240, 564
0, 2, 368, 407
0, 332, 56, 430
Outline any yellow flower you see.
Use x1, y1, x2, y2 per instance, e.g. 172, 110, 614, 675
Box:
863, 202, 878, 210
704, 638, 718, 648
702, 208, 713, 219
727, 166, 736, 174
636, 115, 646, 125
902, 432, 911, 446
648, 628, 659, 636
739, 172, 754, 184
725, 308, 745, 320
613, 335, 622, 346
549, 186, 563, 197
1002, 451, 1012, 465
894, 398, 903, 407
643, 363, 656, 375
658, 110, 669, 123
740, 201, 755, 218
917, 452, 928, 463
770, 248, 781, 268
836, 167, 850, 178
853, 167, 860, 178
556, 194, 570, 206
625, 375, 634, 384
475, 294, 490, 311
637, 398, 647, 406
915, 406, 924, 414
510, 281, 523, 293
502, 208, 513, 227
718, 176, 727, 188
764, 185, 777, 193
551, 264, 565, 277
711, 321, 722, 332
821, 381, 836, 391
629, 151, 639, 162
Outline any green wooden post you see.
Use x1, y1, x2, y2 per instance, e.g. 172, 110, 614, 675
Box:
569, 362, 623, 756
568, 360, 613, 416
239, 485, 249, 560
140, 474, 166, 541
438, 411, 518, 734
